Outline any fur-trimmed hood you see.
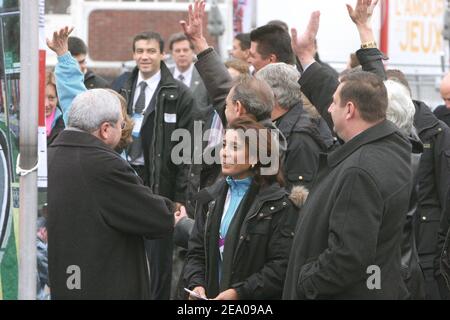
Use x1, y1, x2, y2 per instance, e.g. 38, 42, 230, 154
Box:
289, 185, 309, 208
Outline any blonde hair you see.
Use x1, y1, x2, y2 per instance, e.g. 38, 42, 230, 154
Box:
107, 89, 134, 150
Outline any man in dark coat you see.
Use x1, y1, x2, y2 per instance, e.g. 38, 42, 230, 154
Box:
283, 9, 411, 299
434, 73, 450, 127
255, 62, 330, 189
47, 89, 174, 299
355, 32, 450, 300
114, 31, 195, 300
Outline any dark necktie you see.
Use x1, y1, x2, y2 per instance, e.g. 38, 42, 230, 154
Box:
134, 81, 148, 114
178, 74, 185, 84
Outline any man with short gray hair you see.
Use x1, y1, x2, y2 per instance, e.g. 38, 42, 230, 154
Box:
225, 75, 274, 124
47, 89, 175, 299
256, 63, 330, 189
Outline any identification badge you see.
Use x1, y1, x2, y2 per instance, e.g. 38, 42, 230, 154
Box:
164, 113, 177, 123
132, 113, 144, 138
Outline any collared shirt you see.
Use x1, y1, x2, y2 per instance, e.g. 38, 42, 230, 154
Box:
173, 63, 194, 87
207, 111, 224, 149
132, 71, 161, 114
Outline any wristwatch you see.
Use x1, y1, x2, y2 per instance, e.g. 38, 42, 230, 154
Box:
361, 41, 377, 49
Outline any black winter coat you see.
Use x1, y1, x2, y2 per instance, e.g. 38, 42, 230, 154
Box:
84, 70, 109, 89
357, 48, 450, 284
117, 62, 195, 202
276, 103, 329, 189
47, 130, 174, 299
412, 101, 450, 276
283, 120, 412, 299
47, 115, 65, 146
441, 226, 450, 293
290, 59, 412, 299
184, 180, 305, 299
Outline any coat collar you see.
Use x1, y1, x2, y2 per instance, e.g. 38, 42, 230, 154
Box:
413, 100, 438, 131
129, 61, 177, 89
275, 103, 305, 137
50, 129, 118, 156
327, 120, 402, 168
196, 178, 286, 206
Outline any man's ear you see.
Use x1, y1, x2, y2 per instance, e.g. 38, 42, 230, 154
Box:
346, 102, 356, 120
235, 100, 247, 116
268, 54, 278, 63
98, 122, 109, 140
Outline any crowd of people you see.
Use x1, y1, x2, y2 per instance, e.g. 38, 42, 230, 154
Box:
40, 0, 450, 300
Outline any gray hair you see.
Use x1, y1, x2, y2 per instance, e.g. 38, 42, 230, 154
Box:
255, 63, 301, 110
67, 89, 122, 133
384, 80, 415, 134
231, 76, 274, 121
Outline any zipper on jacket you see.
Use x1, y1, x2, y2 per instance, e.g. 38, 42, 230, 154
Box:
149, 84, 177, 193
203, 200, 216, 288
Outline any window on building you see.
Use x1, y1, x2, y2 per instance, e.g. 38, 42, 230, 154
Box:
0, 0, 19, 13
45, 0, 70, 14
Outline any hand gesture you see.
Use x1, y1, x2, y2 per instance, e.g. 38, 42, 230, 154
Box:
46, 26, 74, 57
346, 0, 379, 29
213, 288, 238, 300
174, 205, 187, 226
291, 11, 320, 67
180, 0, 206, 42
189, 286, 207, 300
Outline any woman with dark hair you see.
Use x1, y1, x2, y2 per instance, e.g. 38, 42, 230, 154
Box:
45, 71, 65, 145
184, 116, 307, 300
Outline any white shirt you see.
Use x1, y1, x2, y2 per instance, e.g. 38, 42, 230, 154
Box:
173, 64, 194, 88
132, 71, 161, 114
129, 71, 161, 166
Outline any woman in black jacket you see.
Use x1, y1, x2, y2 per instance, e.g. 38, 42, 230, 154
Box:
45, 72, 65, 145
184, 116, 307, 300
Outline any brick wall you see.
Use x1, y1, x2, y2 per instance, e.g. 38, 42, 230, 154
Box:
88, 10, 218, 62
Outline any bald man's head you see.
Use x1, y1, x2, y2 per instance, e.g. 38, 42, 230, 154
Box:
440, 73, 450, 109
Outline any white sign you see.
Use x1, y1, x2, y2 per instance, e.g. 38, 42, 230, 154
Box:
389, 0, 445, 72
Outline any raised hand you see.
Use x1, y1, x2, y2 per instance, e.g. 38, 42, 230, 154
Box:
346, 0, 379, 29
291, 11, 320, 68
180, 0, 209, 54
180, 0, 205, 42
46, 26, 74, 57
346, 0, 379, 44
